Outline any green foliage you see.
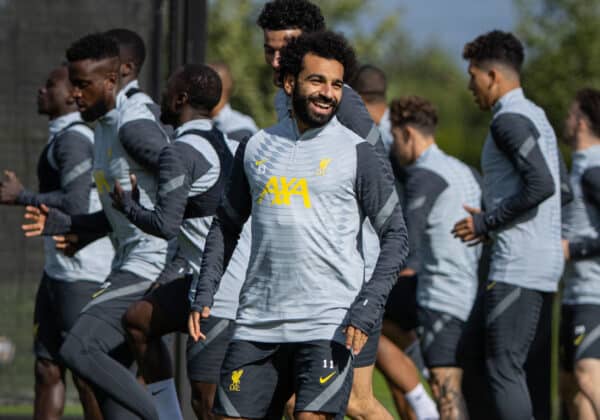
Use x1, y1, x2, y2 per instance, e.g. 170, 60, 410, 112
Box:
517, 0, 600, 134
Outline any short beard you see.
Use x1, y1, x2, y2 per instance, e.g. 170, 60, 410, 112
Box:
292, 83, 338, 129
80, 100, 109, 122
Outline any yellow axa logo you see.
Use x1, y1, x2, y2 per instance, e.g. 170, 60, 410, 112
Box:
229, 369, 244, 392
319, 371, 336, 385
257, 176, 312, 208
316, 159, 332, 176
94, 170, 111, 195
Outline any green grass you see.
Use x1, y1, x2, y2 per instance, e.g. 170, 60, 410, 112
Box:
0, 404, 83, 416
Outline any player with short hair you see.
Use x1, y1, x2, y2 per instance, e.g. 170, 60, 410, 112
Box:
208, 61, 259, 141
0, 64, 113, 420
454, 30, 564, 420
560, 88, 600, 419
114, 63, 251, 420
189, 30, 408, 420
391, 96, 482, 420
22, 32, 170, 420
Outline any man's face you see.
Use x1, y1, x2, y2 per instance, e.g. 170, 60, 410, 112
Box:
285, 53, 344, 130
263, 28, 303, 86
467, 61, 495, 111
563, 101, 581, 146
160, 70, 183, 127
391, 126, 415, 166
68, 59, 117, 122
37, 67, 73, 117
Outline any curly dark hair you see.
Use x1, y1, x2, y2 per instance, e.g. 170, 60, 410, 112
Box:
278, 30, 356, 85
462, 30, 524, 73
66, 33, 119, 63
390, 96, 438, 136
257, 0, 325, 32
177, 64, 222, 112
104, 28, 146, 71
576, 88, 600, 138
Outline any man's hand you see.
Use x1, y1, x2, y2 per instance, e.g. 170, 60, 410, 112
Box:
344, 325, 368, 356
562, 239, 570, 261
22, 204, 49, 237
452, 205, 484, 246
0, 170, 24, 204
110, 174, 139, 213
188, 307, 211, 342
53, 234, 79, 257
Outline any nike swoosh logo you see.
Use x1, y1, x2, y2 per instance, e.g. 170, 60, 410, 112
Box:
319, 372, 336, 384
151, 389, 163, 396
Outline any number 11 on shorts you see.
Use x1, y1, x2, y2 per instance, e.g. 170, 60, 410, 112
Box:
323, 359, 334, 369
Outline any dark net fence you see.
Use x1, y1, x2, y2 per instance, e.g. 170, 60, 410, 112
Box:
0, 0, 155, 405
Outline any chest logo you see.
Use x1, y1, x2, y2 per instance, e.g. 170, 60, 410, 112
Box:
255, 159, 267, 174
317, 158, 332, 176
93, 170, 111, 195
257, 176, 312, 208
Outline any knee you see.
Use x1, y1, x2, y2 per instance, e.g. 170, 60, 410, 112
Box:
59, 333, 90, 372
34, 358, 63, 386
574, 362, 596, 395
346, 392, 375, 420
122, 301, 151, 343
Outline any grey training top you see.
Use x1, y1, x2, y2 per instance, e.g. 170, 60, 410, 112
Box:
405, 144, 482, 321
562, 145, 600, 305
193, 116, 408, 343
477, 88, 563, 292
213, 103, 259, 141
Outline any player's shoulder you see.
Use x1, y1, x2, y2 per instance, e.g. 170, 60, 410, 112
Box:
118, 91, 158, 126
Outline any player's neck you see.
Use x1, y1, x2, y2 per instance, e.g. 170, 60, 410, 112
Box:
178, 107, 211, 127
366, 102, 387, 125
574, 132, 600, 151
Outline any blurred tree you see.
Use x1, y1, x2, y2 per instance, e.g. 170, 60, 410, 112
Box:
517, 0, 600, 137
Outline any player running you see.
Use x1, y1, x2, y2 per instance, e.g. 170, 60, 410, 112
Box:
0, 64, 113, 420
391, 96, 482, 420
453, 30, 564, 420
22, 33, 170, 420
188, 30, 408, 420
114, 63, 251, 420
561, 88, 600, 420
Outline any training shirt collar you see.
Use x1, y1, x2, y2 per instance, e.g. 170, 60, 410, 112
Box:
175, 118, 214, 138
492, 87, 524, 115
48, 112, 83, 143
116, 79, 140, 110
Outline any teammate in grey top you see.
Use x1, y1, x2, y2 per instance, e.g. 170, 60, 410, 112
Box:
453, 31, 563, 420
352, 65, 439, 420
114, 64, 250, 420
392, 95, 481, 419
23, 33, 170, 420
189, 31, 408, 420
1, 64, 111, 420
209, 61, 259, 141
560, 88, 600, 419
257, 3, 402, 418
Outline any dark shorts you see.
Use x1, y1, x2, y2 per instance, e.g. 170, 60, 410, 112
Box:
353, 316, 382, 368
187, 316, 235, 383
560, 304, 600, 371
80, 269, 153, 333
214, 340, 354, 419
417, 307, 465, 368
34, 272, 101, 361
384, 274, 418, 331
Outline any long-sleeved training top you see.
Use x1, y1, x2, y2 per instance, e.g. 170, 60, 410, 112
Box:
16, 112, 113, 283
562, 145, 600, 305
42, 80, 169, 281
192, 115, 408, 343
403, 144, 482, 321
276, 85, 389, 285
213, 103, 259, 142
475, 88, 563, 291
119, 118, 250, 320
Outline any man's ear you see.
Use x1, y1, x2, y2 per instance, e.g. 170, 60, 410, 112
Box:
105, 71, 118, 89
176, 92, 189, 108
121, 62, 134, 79
283, 73, 295, 96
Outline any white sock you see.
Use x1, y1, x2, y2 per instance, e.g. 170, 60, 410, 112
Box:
147, 378, 184, 420
405, 383, 440, 420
